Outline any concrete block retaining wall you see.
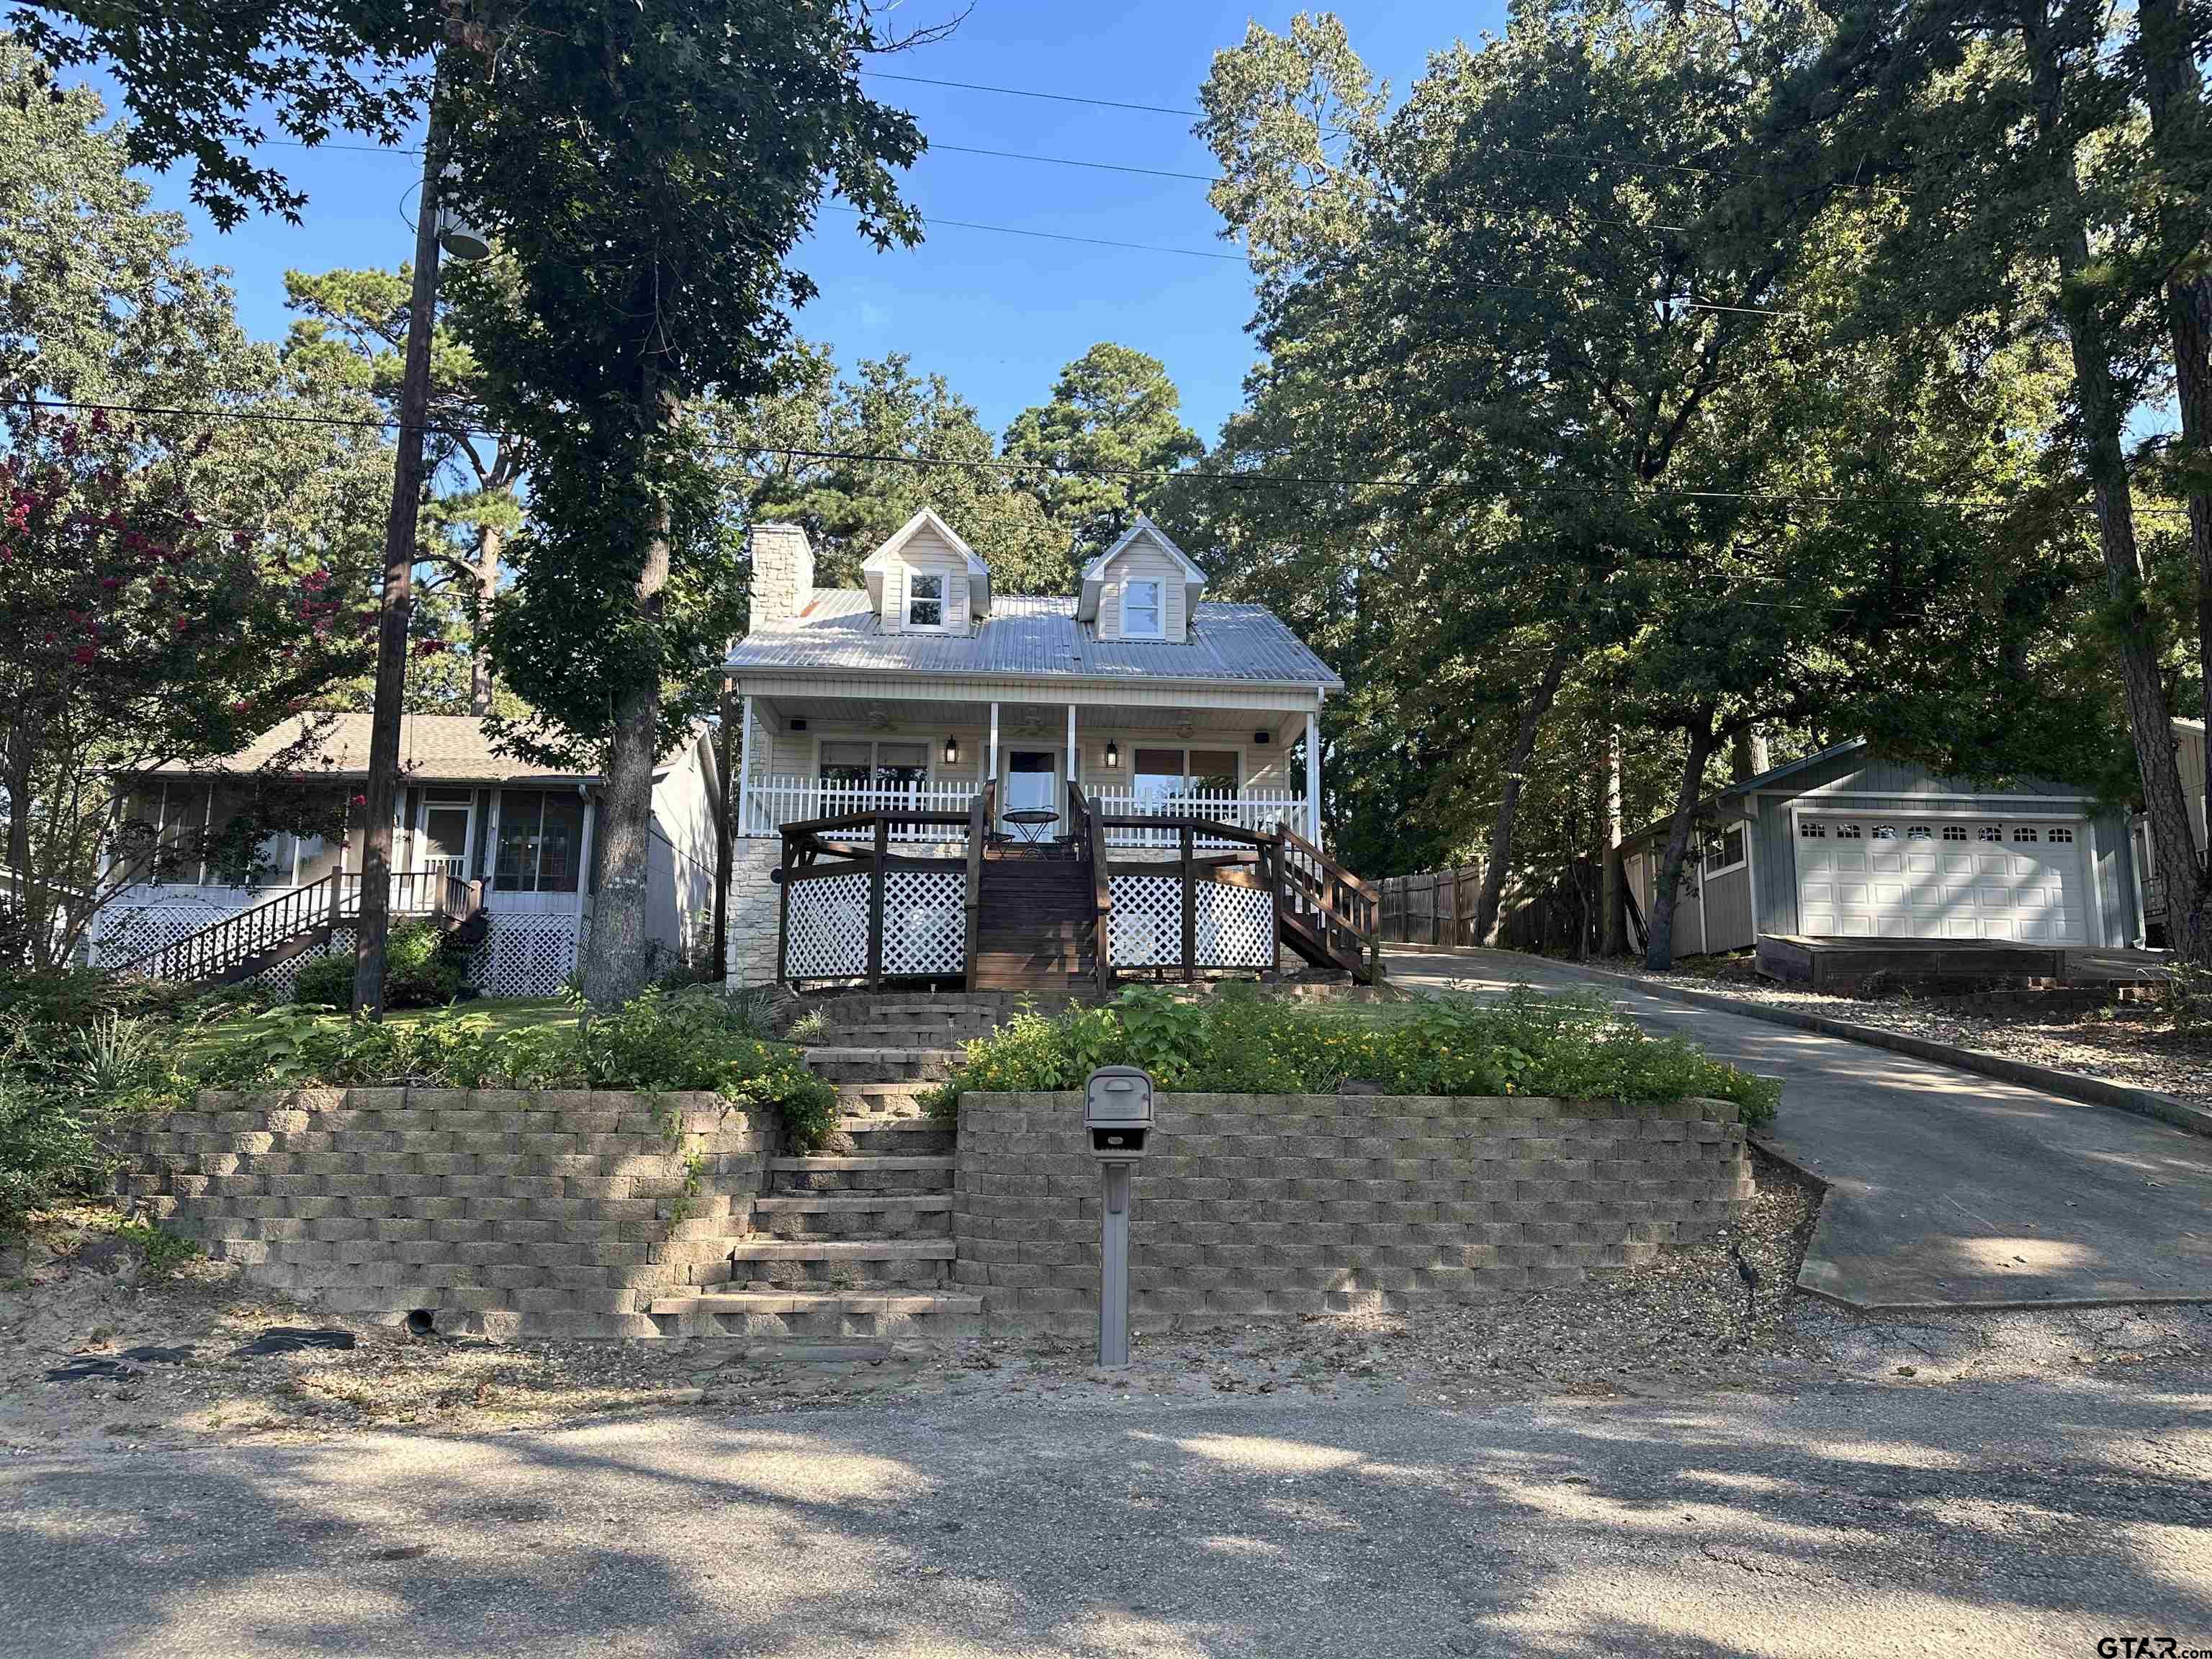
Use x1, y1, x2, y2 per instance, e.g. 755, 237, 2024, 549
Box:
118, 1089, 781, 1339
953, 1092, 1754, 1331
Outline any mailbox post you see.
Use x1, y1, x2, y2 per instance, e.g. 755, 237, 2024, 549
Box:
1084, 1066, 1154, 1369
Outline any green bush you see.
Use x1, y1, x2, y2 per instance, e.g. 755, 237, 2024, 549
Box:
925, 986, 1780, 1130
0, 967, 195, 1030
0, 1076, 114, 1231
189, 987, 840, 1150
290, 919, 469, 1010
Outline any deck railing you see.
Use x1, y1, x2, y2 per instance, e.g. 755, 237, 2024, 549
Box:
742, 775, 1310, 846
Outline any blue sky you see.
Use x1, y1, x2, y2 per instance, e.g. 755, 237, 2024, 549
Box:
117, 2, 1509, 447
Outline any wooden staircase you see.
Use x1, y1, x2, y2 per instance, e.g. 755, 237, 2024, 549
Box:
113, 871, 485, 986
971, 845, 1097, 991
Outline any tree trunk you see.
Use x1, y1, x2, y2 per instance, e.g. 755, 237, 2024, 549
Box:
710, 683, 734, 984
1599, 722, 1627, 955
1645, 715, 1718, 972
1471, 644, 1569, 945
1730, 727, 1769, 782
469, 520, 502, 717
577, 369, 675, 1007
2137, 0, 2212, 956
2054, 217, 2207, 963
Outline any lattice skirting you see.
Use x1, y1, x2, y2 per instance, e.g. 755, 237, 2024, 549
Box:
470, 914, 583, 998
783, 871, 966, 981
257, 926, 356, 1000
92, 896, 259, 976
1109, 877, 1276, 969
881, 870, 966, 978
785, 873, 870, 979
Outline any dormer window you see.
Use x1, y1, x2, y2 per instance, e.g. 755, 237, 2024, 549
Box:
907, 572, 944, 629
1123, 579, 1162, 638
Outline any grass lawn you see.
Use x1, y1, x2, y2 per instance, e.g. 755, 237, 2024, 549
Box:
174, 998, 577, 1076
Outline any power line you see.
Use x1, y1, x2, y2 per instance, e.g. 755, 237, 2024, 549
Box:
820, 203, 1245, 264
17, 394, 2181, 521
860, 69, 1204, 120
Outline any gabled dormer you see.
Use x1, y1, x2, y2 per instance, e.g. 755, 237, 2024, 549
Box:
863, 508, 992, 636
1077, 516, 1207, 644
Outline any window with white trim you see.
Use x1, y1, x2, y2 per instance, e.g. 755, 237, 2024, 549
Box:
1131, 746, 1239, 804
819, 739, 930, 791
1871, 824, 1899, 841
2048, 825, 2074, 843
906, 571, 944, 629
1942, 825, 1968, 842
1704, 824, 1747, 873
1977, 824, 2002, 842
2013, 825, 2039, 842
1837, 822, 1863, 840
1799, 820, 1827, 839
1121, 579, 1162, 638
1907, 824, 1933, 841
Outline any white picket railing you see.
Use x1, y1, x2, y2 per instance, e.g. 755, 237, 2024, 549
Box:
740, 776, 1310, 848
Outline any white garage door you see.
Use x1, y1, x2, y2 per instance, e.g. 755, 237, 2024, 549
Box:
1794, 817, 2088, 943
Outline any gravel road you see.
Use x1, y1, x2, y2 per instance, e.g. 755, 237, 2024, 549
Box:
2, 1364, 2206, 1658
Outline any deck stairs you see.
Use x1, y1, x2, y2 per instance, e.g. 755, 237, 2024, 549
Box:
111, 871, 485, 986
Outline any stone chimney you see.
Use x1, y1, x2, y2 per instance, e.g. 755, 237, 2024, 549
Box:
747, 523, 814, 633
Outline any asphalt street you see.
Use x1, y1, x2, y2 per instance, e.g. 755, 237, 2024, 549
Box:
1385, 948, 2212, 1310
2, 1368, 2206, 1658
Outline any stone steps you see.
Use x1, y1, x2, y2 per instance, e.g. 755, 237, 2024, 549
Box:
751, 1192, 953, 1241
835, 1082, 935, 1118
648, 1290, 984, 1341
802, 1047, 963, 1084
837, 1117, 954, 1156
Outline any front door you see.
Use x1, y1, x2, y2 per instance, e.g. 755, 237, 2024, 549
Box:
418, 792, 475, 880
1000, 750, 1060, 836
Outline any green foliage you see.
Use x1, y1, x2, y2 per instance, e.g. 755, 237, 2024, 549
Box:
925, 987, 1779, 1130
2157, 962, 2212, 1035
999, 343, 1203, 562
0, 968, 193, 1030
61, 1013, 168, 1097
0, 1075, 111, 1231
189, 988, 840, 1151
292, 919, 466, 1010
110, 1218, 199, 1278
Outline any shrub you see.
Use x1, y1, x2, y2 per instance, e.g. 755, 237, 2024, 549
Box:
924, 986, 1780, 1130
290, 918, 468, 1010
0, 966, 194, 1031
0, 1076, 112, 1231
187, 988, 840, 1150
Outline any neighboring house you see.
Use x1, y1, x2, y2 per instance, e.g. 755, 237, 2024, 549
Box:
2134, 717, 2209, 945
721, 509, 1367, 988
1616, 739, 2144, 956
94, 713, 721, 996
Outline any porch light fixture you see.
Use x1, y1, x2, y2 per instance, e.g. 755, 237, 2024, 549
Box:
944, 736, 959, 765
1104, 740, 1119, 769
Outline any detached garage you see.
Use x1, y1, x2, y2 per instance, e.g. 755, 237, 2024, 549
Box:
1619, 740, 2142, 958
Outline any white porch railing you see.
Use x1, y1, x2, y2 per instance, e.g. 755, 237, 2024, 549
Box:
741, 776, 1311, 848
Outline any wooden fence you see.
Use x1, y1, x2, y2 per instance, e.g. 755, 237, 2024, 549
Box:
1377, 859, 1605, 957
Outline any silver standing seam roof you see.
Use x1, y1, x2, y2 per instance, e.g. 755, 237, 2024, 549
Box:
724, 593, 1343, 689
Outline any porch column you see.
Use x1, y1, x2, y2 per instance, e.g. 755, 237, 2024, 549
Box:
1066, 705, 1077, 783
1305, 707, 1323, 848
736, 693, 754, 839
988, 701, 1000, 783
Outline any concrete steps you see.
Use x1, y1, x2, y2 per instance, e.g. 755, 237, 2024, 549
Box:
647, 1290, 984, 1341
802, 1047, 963, 1084
752, 1192, 953, 1241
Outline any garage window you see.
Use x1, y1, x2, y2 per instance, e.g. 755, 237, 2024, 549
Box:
1837, 823, 1863, 840
1943, 825, 1968, 842
1977, 825, 2001, 842
1872, 824, 1899, 840
1907, 824, 1933, 841
2013, 826, 2039, 842
2049, 825, 2075, 843
1799, 821, 1827, 839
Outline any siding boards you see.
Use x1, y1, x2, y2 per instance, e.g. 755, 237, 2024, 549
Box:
1098, 542, 1187, 643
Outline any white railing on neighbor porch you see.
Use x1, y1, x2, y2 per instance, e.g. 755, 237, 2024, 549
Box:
740, 776, 1311, 848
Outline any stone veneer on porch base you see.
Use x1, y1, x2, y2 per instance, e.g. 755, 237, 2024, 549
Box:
953, 1092, 1754, 1332
118, 1089, 782, 1339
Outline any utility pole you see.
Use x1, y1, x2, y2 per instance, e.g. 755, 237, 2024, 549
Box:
352, 100, 449, 1019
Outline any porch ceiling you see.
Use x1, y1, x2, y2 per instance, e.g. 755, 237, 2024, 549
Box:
754, 696, 1300, 738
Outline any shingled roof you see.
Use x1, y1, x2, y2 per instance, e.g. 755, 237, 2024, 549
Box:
147, 714, 598, 784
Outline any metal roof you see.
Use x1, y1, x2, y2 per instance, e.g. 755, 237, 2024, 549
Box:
725, 592, 1343, 689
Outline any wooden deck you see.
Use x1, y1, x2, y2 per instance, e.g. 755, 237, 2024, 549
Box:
1755, 934, 2170, 993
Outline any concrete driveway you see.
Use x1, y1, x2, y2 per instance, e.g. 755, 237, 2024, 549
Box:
1386, 948, 2212, 1310
1, 1374, 2206, 1658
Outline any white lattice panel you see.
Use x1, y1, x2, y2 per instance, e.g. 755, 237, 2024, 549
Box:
1109, 876, 1182, 968
1110, 876, 1276, 968
253, 926, 356, 999
785, 873, 870, 980
91, 895, 254, 977
881, 870, 966, 978
472, 913, 581, 997
1197, 882, 1275, 967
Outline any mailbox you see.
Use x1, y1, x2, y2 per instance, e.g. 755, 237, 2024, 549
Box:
1084, 1065, 1154, 1159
